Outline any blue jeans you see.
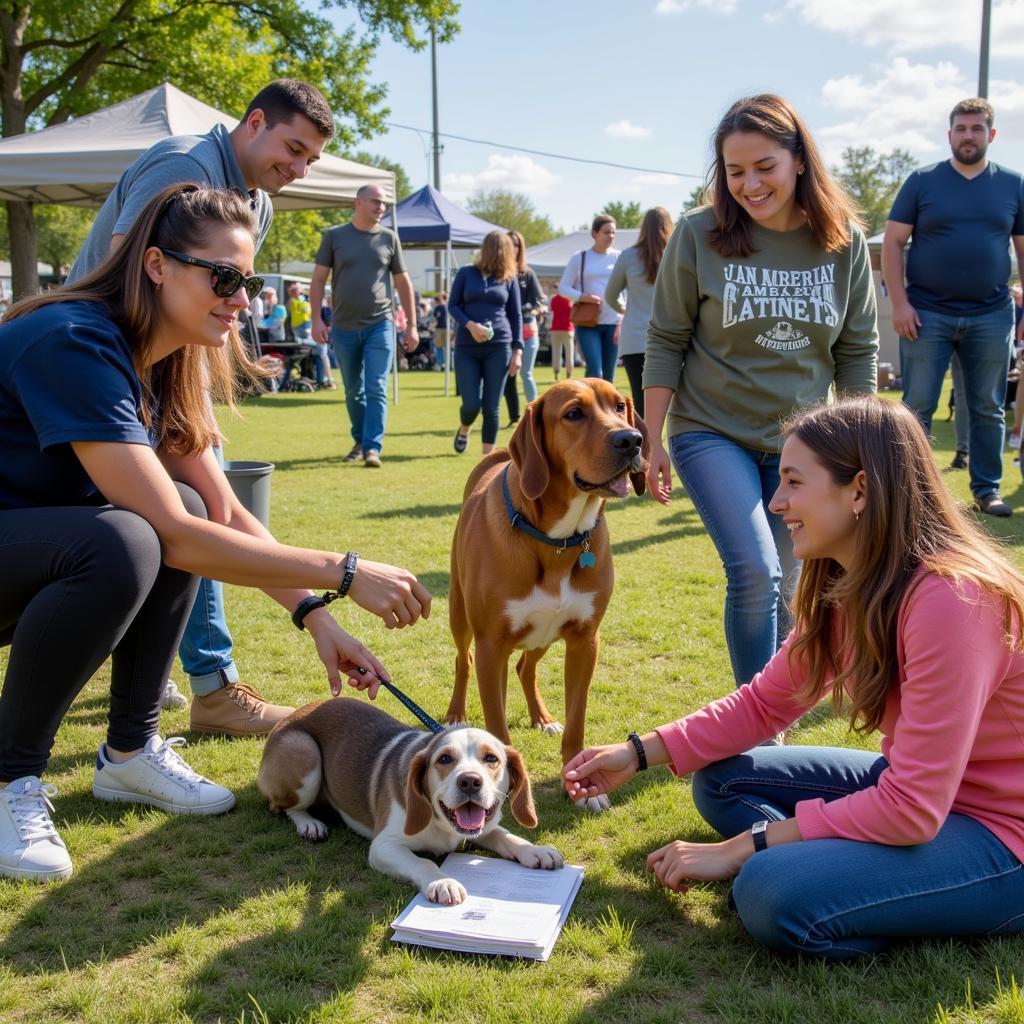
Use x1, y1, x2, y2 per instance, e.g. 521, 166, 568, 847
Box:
951, 352, 969, 453
900, 302, 1013, 498
691, 746, 1024, 960
332, 320, 394, 455
521, 320, 539, 402
575, 323, 618, 381
178, 446, 237, 696
454, 343, 511, 445
670, 431, 798, 687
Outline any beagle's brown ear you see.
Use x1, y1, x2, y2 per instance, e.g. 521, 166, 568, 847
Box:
404, 749, 434, 836
626, 397, 652, 497
508, 399, 550, 501
504, 746, 538, 829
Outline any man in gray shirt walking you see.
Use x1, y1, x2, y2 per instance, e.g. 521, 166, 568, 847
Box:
68, 79, 334, 735
310, 183, 418, 468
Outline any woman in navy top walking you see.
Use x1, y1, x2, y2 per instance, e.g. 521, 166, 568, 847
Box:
449, 231, 523, 454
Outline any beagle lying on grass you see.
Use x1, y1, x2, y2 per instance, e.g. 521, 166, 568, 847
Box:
446, 379, 650, 811
257, 697, 562, 905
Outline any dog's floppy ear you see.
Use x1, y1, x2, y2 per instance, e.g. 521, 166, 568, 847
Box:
508, 399, 549, 501
504, 746, 538, 829
626, 397, 652, 497
404, 749, 434, 836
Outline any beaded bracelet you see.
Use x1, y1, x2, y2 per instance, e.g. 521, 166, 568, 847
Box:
320, 551, 359, 605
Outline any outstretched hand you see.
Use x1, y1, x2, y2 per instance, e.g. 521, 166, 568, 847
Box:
562, 742, 638, 801
347, 559, 432, 628
646, 836, 749, 893
303, 608, 389, 697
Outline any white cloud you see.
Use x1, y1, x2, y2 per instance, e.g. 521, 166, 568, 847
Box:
620, 172, 692, 198
788, 0, 1024, 57
816, 57, 1024, 162
605, 119, 652, 139
443, 154, 561, 199
655, 0, 737, 14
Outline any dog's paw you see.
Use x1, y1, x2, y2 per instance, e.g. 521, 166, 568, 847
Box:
515, 843, 564, 870
287, 810, 328, 842
536, 720, 564, 735
426, 877, 467, 905
574, 794, 611, 814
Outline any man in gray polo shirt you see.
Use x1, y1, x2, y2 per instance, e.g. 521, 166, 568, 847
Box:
68, 79, 334, 735
310, 183, 418, 468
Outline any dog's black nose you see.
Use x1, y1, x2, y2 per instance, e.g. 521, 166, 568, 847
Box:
610, 429, 642, 456
457, 772, 483, 795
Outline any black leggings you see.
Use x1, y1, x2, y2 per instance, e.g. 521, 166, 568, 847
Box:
0, 484, 203, 780
620, 352, 646, 421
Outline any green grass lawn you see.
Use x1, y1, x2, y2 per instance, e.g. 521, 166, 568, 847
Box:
2, 368, 1024, 1023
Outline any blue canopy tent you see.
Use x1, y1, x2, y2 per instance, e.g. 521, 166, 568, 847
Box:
384, 186, 506, 393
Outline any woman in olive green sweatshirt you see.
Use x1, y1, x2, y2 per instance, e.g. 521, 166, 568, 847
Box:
643, 94, 878, 690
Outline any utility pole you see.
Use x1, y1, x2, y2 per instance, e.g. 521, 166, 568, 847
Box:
979, 0, 992, 97
431, 21, 443, 292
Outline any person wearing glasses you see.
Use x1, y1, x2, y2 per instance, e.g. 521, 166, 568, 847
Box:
67, 79, 334, 738
0, 184, 431, 883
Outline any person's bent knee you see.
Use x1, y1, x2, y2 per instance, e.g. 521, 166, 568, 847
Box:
173, 481, 209, 522
732, 850, 812, 956
87, 509, 163, 610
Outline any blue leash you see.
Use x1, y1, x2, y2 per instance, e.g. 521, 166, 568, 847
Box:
358, 669, 443, 734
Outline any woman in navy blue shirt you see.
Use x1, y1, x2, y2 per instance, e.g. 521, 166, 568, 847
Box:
449, 231, 523, 454
0, 184, 430, 884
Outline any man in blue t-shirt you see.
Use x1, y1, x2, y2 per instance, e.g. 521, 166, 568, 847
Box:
882, 96, 1024, 518
68, 80, 334, 734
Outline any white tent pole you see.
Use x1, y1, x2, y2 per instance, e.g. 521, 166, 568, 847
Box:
444, 238, 452, 397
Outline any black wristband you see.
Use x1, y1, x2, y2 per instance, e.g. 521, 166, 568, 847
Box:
320, 551, 359, 605
292, 596, 326, 631
338, 550, 358, 598
627, 731, 648, 772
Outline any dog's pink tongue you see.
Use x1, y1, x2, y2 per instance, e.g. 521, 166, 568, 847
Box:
455, 803, 486, 831
608, 474, 630, 498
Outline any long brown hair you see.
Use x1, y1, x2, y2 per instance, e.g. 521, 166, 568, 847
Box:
786, 396, 1024, 733
508, 229, 529, 275
4, 183, 265, 455
634, 206, 672, 284
476, 230, 517, 282
706, 94, 860, 258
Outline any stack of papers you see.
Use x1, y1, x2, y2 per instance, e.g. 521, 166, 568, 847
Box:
390, 853, 584, 960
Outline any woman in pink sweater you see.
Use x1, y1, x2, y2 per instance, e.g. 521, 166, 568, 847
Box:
564, 396, 1024, 959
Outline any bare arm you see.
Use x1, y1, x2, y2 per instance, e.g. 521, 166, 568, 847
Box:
642, 386, 676, 504
393, 272, 418, 351
72, 441, 430, 628
310, 264, 331, 344
880, 220, 919, 341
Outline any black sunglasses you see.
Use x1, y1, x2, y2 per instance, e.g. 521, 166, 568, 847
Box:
159, 248, 265, 301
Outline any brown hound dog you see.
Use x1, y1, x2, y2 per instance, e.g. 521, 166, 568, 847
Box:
445, 379, 650, 811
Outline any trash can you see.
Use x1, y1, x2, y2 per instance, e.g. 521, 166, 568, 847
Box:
223, 460, 274, 528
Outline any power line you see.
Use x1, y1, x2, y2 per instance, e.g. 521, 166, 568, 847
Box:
383, 121, 704, 180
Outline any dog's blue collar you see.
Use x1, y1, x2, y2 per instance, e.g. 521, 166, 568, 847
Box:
501, 465, 596, 567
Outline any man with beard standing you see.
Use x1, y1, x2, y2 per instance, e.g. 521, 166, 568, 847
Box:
882, 97, 1024, 517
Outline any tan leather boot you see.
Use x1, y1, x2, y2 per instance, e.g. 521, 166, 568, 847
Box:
189, 683, 294, 737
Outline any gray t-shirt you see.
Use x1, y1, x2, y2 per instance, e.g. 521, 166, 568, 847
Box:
68, 124, 273, 281
314, 222, 407, 330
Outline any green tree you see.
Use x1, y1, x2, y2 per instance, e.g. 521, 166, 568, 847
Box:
259, 210, 329, 273
0, 0, 460, 296
597, 200, 642, 227
35, 205, 95, 276
465, 189, 557, 247
349, 151, 413, 201
832, 146, 917, 237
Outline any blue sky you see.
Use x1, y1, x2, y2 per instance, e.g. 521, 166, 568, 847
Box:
328, 0, 1024, 231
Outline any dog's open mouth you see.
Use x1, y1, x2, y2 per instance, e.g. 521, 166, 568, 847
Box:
574, 467, 631, 497
440, 799, 497, 834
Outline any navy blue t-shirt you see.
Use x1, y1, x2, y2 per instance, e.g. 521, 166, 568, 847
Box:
447, 266, 523, 349
889, 160, 1024, 316
0, 301, 151, 509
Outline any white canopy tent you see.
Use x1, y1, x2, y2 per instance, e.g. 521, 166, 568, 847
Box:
0, 82, 408, 398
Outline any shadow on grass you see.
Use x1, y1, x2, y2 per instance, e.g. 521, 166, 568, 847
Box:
357, 503, 463, 521
418, 570, 451, 600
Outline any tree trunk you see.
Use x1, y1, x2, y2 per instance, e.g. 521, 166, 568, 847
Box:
7, 199, 37, 298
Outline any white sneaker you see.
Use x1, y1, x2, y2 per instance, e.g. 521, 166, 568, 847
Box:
92, 736, 235, 815
160, 680, 189, 711
0, 776, 73, 882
